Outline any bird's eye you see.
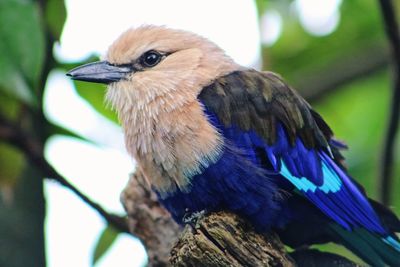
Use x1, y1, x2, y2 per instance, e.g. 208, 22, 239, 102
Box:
141, 51, 162, 67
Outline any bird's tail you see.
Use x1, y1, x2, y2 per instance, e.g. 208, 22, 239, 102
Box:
331, 224, 400, 267
280, 193, 400, 266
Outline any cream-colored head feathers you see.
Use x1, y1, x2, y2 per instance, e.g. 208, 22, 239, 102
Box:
103, 25, 240, 195
105, 25, 239, 113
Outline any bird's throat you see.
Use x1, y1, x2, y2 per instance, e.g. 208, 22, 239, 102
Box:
121, 99, 223, 197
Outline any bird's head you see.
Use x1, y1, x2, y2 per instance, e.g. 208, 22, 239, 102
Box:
67, 25, 239, 116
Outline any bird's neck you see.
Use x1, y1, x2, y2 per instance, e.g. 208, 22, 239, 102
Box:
121, 97, 223, 197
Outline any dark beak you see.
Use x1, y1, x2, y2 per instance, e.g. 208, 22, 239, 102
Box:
66, 61, 133, 84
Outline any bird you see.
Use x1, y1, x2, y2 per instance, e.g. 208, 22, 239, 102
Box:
67, 25, 400, 266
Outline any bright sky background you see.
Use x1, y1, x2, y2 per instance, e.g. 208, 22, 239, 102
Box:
44, 0, 342, 266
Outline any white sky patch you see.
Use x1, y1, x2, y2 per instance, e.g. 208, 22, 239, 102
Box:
43, 70, 126, 151
294, 0, 342, 36
45, 136, 133, 213
95, 234, 147, 267
44, 181, 145, 267
58, 0, 261, 68
45, 181, 105, 267
260, 9, 283, 46
44, 71, 97, 134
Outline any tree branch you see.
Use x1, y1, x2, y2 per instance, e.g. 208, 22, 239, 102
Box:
0, 114, 129, 233
170, 212, 359, 267
377, 0, 400, 205
170, 211, 295, 267
294, 44, 389, 102
121, 171, 180, 266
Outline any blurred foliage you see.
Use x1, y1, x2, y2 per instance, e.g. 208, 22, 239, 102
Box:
257, 0, 398, 200
45, 0, 67, 40
257, 0, 399, 262
0, 0, 44, 106
0, 0, 120, 264
0, 142, 25, 186
0, 167, 46, 267
0, 0, 398, 266
265, 0, 386, 82
0, 0, 65, 266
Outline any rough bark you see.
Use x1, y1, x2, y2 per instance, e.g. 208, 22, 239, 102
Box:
170, 211, 295, 267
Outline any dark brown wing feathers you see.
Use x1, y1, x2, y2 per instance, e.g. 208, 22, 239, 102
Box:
199, 69, 333, 150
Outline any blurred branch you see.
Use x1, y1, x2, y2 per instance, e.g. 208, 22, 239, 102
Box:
37, 0, 56, 108
121, 172, 180, 266
377, 0, 400, 205
0, 113, 129, 233
294, 44, 389, 102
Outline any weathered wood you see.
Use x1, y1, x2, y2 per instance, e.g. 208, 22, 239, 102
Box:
170, 211, 295, 267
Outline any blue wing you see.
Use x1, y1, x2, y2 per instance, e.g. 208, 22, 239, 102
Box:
204, 106, 400, 265
205, 107, 386, 234
198, 70, 400, 265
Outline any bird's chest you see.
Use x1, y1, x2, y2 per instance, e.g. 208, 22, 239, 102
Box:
122, 102, 223, 197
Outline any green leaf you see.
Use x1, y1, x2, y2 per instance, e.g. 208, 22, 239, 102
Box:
74, 81, 119, 124
0, 52, 36, 106
92, 225, 120, 266
0, 142, 25, 186
0, 0, 45, 106
0, 91, 20, 121
45, 0, 66, 40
